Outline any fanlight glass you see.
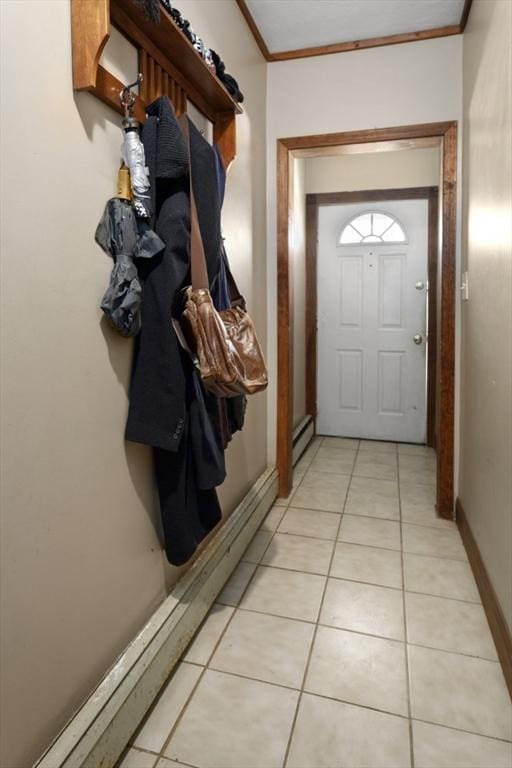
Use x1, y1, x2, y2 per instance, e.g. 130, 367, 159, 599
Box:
339, 212, 407, 245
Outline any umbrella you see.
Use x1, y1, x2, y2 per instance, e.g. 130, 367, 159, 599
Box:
95, 197, 164, 336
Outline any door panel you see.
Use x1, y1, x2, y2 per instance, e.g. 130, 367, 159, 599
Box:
317, 199, 428, 443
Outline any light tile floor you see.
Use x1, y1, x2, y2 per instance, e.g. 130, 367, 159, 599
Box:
120, 437, 512, 768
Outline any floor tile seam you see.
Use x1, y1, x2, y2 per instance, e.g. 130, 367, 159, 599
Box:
274, 528, 342, 543
410, 717, 512, 745
301, 686, 409, 720
206, 664, 303, 695
131, 657, 206, 762
245, 561, 331, 579
406, 640, 504, 665
397, 451, 415, 768
200, 513, 286, 673
345, 511, 401, 522
264, 528, 465, 562
292, 688, 414, 723
236, 603, 320, 627
159, 508, 284, 761
410, 715, 512, 745
401, 520, 461, 534
401, 548, 468, 563
398, 480, 437, 487
286, 505, 342, 518
323, 573, 404, 591
403, 587, 482, 605
281, 446, 355, 767
130, 746, 160, 757
154, 660, 210, 763
296, 437, 323, 470
154, 752, 198, 768
401, 518, 457, 530
255, 561, 332, 577
405, 638, 499, 663
352, 472, 399, 481
316, 619, 405, 644
335, 537, 403, 553
312, 464, 357, 473
266, 505, 288, 533
127, 744, 162, 768
327, 573, 404, 592
337, 536, 401, 551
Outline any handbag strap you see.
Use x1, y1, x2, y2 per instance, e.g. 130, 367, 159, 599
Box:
178, 113, 209, 291
221, 244, 245, 308
179, 112, 245, 306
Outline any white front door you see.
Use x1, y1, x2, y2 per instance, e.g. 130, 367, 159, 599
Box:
317, 199, 428, 443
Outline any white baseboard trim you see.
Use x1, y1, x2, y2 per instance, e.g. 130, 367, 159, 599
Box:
292, 415, 315, 465
35, 467, 278, 768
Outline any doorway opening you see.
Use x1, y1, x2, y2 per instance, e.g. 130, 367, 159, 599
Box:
308, 188, 438, 446
276, 122, 457, 519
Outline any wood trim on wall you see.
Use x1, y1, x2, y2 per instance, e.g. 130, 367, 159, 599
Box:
276, 143, 294, 497
460, 0, 475, 32
236, 1, 473, 62
277, 122, 457, 520
456, 498, 512, 699
235, 0, 272, 61
437, 122, 457, 518
305, 186, 439, 449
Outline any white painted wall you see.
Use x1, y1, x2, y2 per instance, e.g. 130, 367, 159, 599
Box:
266, 37, 463, 478
460, 0, 512, 630
305, 147, 440, 193
0, 2, 267, 765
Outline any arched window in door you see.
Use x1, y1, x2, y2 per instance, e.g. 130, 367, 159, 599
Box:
338, 211, 407, 245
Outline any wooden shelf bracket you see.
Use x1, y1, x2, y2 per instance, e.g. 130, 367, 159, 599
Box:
71, 0, 241, 167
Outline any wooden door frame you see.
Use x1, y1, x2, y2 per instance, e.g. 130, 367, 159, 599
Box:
276, 121, 457, 519
306, 186, 439, 448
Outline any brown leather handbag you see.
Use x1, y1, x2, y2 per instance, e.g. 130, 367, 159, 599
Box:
178, 116, 268, 398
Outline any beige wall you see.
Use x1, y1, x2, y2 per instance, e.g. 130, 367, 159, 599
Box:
459, 0, 512, 630
0, 1, 267, 765
305, 147, 440, 193
292, 158, 307, 427
266, 36, 463, 464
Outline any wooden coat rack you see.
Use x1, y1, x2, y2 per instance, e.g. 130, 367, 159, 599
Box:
71, 0, 242, 167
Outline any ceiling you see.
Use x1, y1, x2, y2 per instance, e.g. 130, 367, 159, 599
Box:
239, 0, 469, 60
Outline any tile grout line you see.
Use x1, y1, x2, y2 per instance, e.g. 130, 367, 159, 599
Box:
230, 560, 482, 605
230, 603, 499, 663
152, 436, 325, 764
397, 443, 416, 768
152, 443, 306, 767
243, 524, 468, 563
156, 663, 512, 745
277, 436, 324, 509
280, 437, 359, 768
124, 744, 160, 768
127, 438, 510, 768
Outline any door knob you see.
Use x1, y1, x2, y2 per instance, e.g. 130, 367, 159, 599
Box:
415, 281, 425, 290
413, 334, 423, 345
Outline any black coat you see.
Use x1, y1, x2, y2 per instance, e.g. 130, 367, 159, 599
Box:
125, 97, 225, 565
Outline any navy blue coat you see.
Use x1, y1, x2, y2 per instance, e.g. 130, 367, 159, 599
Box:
125, 97, 225, 565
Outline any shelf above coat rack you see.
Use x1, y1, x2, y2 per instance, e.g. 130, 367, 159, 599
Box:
71, 0, 242, 167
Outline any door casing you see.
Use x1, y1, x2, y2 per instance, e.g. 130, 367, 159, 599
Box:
276, 121, 457, 519
308, 188, 438, 446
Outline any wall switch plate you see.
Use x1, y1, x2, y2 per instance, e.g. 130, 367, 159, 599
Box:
461, 270, 469, 301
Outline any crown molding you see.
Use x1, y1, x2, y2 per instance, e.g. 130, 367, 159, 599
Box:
236, 0, 474, 62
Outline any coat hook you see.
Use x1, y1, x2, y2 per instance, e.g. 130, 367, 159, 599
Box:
120, 73, 143, 117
